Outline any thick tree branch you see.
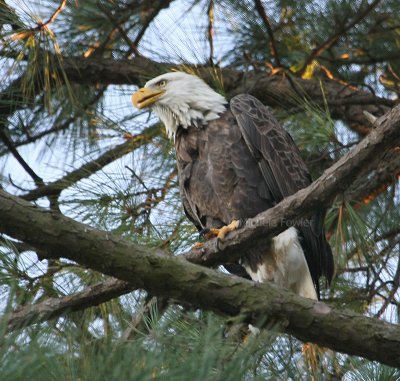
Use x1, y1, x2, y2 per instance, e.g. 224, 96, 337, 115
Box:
344, 149, 400, 205
0, 97, 400, 366
6, 278, 133, 331
0, 188, 399, 367
56, 56, 393, 131
0, 104, 400, 366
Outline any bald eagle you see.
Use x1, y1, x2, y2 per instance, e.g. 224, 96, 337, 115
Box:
132, 72, 334, 299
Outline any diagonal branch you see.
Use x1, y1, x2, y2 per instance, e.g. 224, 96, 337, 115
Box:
130, 0, 174, 55
42, 0, 67, 27
254, 0, 281, 67
0, 104, 400, 366
6, 278, 133, 331
9, 0, 67, 41
0, 128, 44, 188
184, 105, 400, 267
21, 123, 161, 201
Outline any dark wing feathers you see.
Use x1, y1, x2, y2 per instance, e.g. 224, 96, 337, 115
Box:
176, 113, 273, 229
231, 95, 311, 198
230, 94, 334, 290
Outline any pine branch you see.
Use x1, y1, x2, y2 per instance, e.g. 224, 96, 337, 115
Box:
2, 54, 392, 131
6, 278, 133, 331
1, 103, 400, 366
298, 0, 382, 76
54, 56, 393, 131
21, 123, 161, 201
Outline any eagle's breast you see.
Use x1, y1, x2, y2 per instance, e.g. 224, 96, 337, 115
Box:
175, 110, 274, 229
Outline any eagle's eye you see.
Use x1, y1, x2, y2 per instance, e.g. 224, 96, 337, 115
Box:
157, 80, 167, 88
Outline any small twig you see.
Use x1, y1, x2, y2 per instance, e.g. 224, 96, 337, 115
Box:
363, 110, 378, 125
207, 0, 214, 65
125, 168, 177, 221
125, 165, 149, 190
9, 0, 67, 41
254, 0, 281, 67
120, 296, 169, 341
0, 87, 107, 156
7, 174, 28, 192
99, 3, 139, 56
0, 128, 44, 188
375, 247, 400, 318
42, 0, 67, 27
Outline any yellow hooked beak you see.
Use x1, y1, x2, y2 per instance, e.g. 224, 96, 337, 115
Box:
132, 87, 164, 109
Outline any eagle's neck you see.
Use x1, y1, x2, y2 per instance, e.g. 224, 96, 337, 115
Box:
153, 94, 227, 140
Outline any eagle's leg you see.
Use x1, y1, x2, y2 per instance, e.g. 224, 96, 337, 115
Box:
194, 220, 243, 250
204, 220, 242, 240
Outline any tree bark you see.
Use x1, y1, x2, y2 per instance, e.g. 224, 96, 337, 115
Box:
1, 95, 400, 368
0, 188, 399, 367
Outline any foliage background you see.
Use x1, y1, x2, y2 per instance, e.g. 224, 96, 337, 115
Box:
0, 0, 399, 379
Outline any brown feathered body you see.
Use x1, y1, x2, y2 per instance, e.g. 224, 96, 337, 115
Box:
175, 95, 333, 298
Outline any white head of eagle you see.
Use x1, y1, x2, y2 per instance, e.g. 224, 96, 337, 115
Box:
132, 72, 227, 139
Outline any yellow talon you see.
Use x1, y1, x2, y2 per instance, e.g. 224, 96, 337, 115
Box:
216, 220, 240, 240
194, 220, 241, 248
